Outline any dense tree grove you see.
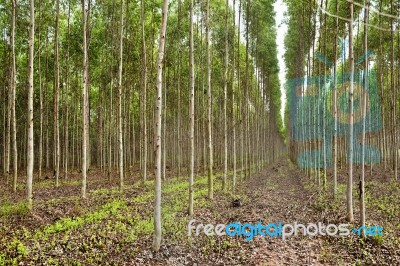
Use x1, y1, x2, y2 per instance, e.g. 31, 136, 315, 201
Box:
2, 0, 400, 264
0, 1, 284, 189
0, 0, 285, 252
285, 0, 399, 229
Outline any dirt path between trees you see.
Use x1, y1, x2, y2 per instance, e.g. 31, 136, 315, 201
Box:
1, 158, 399, 265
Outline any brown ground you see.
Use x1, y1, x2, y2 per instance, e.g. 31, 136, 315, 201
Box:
0, 159, 399, 265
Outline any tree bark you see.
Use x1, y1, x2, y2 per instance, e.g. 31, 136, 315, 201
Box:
118, 0, 124, 189
141, 0, 148, 183
65, 2, 71, 179
27, 0, 35, 209
347, 1, 354, 223
81, 0, 89, 198
54, 0, 60, 187
360, 0, 369, 238
188, 0, 195, 215
232, 0, 237, 188
153, 0, 169, 252
206, 0, 213, 200
38, 0, 43, 181
222, 0, 229, 191
11, 0, 18, 192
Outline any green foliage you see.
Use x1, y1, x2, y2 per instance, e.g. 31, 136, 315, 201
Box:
3, 238, 29, 264
0, 201, 29, 217
36, 200, 126, 238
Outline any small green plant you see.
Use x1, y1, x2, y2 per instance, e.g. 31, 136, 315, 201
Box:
132, 192, 153, 203
7, 238, 29, 258
37, 200, 126, 239
0, 253, 6, 266
371, 234, 384, 246
0, 201, 29, 217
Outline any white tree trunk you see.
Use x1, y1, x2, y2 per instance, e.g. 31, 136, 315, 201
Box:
206, 0, 213, 200
141, 0, 148, 183
81, 0, 89, 199
347, 1, 354, 223
118, 0, 124, 189
360, 1, 369, 238
223, 0, 228, 191
153, 0, 169, 252
232, 0, 237, 188
11, 0, 18, 192
54, 0, 60, 187
27, 0, 35, 209
188, 0, 195, 215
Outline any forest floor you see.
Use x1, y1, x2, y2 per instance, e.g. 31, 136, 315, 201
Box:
0, 158, 400, 265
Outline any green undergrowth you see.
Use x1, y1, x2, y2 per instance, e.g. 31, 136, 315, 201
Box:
35, 200, 127, 239
1, 169, 245, 264
303, 170, 400, 264
0, 200, 29, 217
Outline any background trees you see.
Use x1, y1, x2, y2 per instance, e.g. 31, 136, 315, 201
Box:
0, 0, 284, 192
285, 0, 400, 229
0, 0, 285, 247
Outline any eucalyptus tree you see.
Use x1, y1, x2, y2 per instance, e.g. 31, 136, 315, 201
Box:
153, 0, 169, 252
206, 0, 213, 200
81, 0, 89, 199
11, 0, 17, 192
54, 0, 60, 187
188, 0, 195, 215
360, 0, 369, 238
118, 0, 125, 189
27, 0, 35, 209
231, 0, 237, 188
222, 0, 229, 191
347, 0, 354, 223
141, 0, 148, 183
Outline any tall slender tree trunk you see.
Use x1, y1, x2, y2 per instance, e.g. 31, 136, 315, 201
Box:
108, 0, 115, 181
5, 46, 11, 184
360, 1, 369, 238
333, 0, 338, 198
347, 1, 354, 223
390, 0, 397, 180
162, 68, 167, 180
238, 0, 243, 183
86, 0, 92, 171
45, 31, 50, 170
206, 0, 213, 200
11, 0, 18, 192
245, 0, 250, 179
54, 0, 60, 187
177, 0, 182, 178
232, 0, 237, 188
38, 0, 43, 181
222, 0, 229, 191
118, 0, 124, 189
153, 0, 168, 252
27, 0, 35, 209
141, 0, 148, 183
81, 0, 89, 199
65, 3, 71, 180
188, 0, 195, 215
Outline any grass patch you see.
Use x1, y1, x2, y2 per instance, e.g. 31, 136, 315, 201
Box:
0, 201, 29, 217
132, 192, 153, 203
35, 200, 126, 239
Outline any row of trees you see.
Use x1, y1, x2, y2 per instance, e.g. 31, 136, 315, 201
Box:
285, 0, 399, 236
0, 0, 285, 250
